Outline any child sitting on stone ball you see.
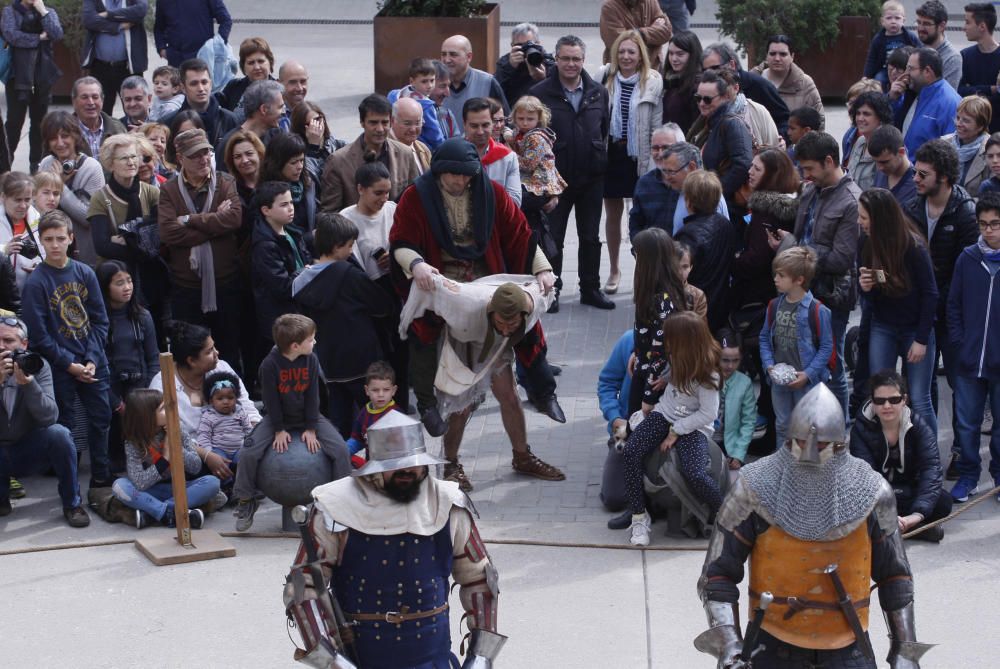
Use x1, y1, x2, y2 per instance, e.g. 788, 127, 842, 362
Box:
232, 314, 351, 532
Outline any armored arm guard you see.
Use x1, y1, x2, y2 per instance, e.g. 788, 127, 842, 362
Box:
451, 507, 499, 632
885, 603, 933, 669
869, 480, 915, 612
283, 508, 351, 668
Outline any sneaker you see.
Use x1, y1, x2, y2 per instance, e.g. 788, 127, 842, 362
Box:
0, 497, 11, 516
162, 507, 176, 527
443, 460, 473, 492
8, 477, 25, 499
945, 454, 961, 481
607, 510, 632, 530
188, 509, 205, 530
511, 446, 566, 481
629, 513, 651, 546
234, 498, 259, 532
205, 490, 229, 513
752, 415, 768, 441
951, 478, 980, 503
135, 510, 152, 529
63, 505, 90, 528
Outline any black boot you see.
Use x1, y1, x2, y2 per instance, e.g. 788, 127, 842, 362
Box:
607, 510, 632, 530
581, 288, 615, 310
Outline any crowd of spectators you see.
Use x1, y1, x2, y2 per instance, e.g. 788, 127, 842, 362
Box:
0, 0, 995, 553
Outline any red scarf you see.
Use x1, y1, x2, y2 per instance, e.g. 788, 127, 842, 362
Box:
480, 137, 511, 167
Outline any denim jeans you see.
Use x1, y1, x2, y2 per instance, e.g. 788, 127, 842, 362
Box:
0, 424, 80, 508
658, 0, 690, 32
952, 375, 1000, 482
52, 364, 112, 483
771, 383, 811, 447
868, 320, 938, 437
931, 319, 959, 453
210, 447, 241, 486
112, 475, 220, 521
827, 308, 850, 418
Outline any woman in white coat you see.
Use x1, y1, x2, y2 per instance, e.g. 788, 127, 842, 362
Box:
601, 29, 663, 293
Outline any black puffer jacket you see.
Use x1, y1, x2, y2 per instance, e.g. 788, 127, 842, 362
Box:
903, 185, 978, 316
698, 103, 753, 201
675, 211, 737, 331
849, 402, 943, 520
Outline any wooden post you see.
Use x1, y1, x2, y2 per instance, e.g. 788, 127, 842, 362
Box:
160, 352, 192, 547
134, 352, 236, 566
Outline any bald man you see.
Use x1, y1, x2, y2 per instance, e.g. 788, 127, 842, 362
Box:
391, 97, 432, 173
278, 60, 309, 130
440, 34, 509, 133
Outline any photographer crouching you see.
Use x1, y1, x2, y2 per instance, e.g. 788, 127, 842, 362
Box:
0, 316, 89, 526
495, 23, 556, 106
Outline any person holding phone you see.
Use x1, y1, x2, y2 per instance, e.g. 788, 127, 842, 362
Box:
340, 160, 395, 282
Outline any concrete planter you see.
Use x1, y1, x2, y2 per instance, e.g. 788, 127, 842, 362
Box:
373, 2, 500, 95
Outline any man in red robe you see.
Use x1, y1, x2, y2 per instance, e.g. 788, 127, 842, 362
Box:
390, 138, 565, 490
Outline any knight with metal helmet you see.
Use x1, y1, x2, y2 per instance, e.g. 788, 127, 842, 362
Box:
282, 411, 505, 668
694, 384, 932, 668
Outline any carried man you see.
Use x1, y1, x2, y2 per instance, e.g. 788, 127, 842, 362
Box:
695, 384, 931, 668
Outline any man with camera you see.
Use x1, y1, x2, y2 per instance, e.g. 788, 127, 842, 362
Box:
0, 316, 89, 526
495, 23, 554, 106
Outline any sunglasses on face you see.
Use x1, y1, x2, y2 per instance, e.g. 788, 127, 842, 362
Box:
872, 395, 905, 406
694, 94, 720, 105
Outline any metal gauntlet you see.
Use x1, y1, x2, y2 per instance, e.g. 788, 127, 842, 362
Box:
460, 629, 508, 669
693, 601, 745, 669
886, 603, 934, 669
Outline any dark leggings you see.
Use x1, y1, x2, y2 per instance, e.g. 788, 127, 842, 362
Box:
622, 411, 723, 515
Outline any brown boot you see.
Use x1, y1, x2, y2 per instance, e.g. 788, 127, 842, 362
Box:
512, 446, 565, 481
443, 460, 473, 492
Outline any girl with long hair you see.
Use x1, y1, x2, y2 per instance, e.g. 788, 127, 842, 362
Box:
612, 311, 723, 545
111, 388, 221, 528
261, 132, 315, 234
858, 188, 939, 436
662, 31, 703, 134
628, 228, 687, 415
601, 29, 664, 293
340, 160, 395, 281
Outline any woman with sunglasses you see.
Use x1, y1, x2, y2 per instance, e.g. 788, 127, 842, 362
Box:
858, 188, 939, 437
850, 369, 951, 542
133, 135, 166, 187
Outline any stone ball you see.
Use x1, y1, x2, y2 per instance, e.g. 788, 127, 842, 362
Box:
257, 434, 334, 507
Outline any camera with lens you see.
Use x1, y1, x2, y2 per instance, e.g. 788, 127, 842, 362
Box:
61, 158, 78, 175
7, 349, 44, 376
520, 41, 546, 67
18, 235, 39, 260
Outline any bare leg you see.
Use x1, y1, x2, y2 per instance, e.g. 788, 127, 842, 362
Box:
603, 197, 625, 283
490, 365, 528, 453
442, 407, 471, 461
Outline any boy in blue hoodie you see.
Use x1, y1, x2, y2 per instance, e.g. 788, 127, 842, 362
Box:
21, 211, 112, 489
760, 246, 834, 447
388, 58, 445, 150
947, 192, 1000, 502
863, 0, 921, 84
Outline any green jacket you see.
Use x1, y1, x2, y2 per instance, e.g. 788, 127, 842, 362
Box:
722, 370, 756, 463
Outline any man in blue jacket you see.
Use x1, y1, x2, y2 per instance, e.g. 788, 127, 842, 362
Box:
901, 47, 960, 159
947, 192, 1000, 503
154, 0, 231, 67
81, 0, 149, 116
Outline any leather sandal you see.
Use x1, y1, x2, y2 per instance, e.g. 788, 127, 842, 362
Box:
443, 460, 473, 492
511, 446, 566, 481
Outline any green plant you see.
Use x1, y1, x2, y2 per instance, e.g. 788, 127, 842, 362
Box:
716, 0, 881, 59
377, 0, 486, 17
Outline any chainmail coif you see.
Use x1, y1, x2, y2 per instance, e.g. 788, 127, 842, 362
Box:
740, 446, 885, 541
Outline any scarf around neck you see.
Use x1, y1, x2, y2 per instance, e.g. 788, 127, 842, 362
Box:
610, 71, 642, 158
413, 171, 495, 262
178, 170, 218, 313
953, 133, 986, 182
108, 176, 143, 223
978, 235, 1000, 262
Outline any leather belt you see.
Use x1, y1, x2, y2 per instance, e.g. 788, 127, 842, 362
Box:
347, 603, 449, 624
749, 589, 870, 621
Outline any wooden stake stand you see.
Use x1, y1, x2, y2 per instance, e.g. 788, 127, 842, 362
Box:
135, 353, 236, 566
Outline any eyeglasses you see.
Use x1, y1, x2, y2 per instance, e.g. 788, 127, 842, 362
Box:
492, 117, 508, 125
694, 93, 720, 105
979, 219, 1000, 231
915, 19, 938, 28
556, 56, 584, 64
660, 166, 687, 177
914, 169, 933, 180
115, 154, 139, 163
398, 120, 422, 128
651, 144, 672, 152
872, 395, 905, 406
